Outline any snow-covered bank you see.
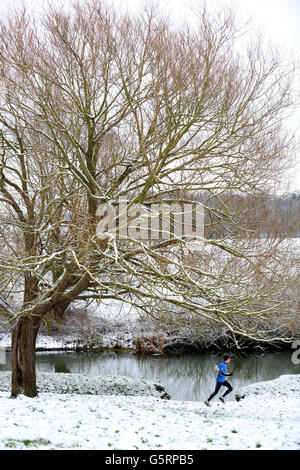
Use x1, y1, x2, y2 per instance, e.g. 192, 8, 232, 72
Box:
1, 295, 299, 354
0, 371, 170, 399
235, 373, 300, 401
0, 302, 141, 351
0, 374, 299, 450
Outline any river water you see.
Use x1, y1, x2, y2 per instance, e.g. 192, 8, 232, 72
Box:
2, 350, 299, 401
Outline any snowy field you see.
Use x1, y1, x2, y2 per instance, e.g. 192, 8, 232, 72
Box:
0, 374, 299, 450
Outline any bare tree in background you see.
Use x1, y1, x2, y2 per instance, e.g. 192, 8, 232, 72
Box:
0, 0, 297, 397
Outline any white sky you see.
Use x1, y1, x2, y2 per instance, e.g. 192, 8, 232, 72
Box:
0, 0, 299, 193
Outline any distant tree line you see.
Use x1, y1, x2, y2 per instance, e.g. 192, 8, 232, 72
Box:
202, 192, 300, 239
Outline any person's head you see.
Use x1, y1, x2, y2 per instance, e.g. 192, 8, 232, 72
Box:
223, 354, 231, 364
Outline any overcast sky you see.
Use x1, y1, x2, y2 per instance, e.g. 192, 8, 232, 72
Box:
0, 0, 299, 193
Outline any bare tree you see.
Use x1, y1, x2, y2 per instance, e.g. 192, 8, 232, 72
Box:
0, 0, 297, 397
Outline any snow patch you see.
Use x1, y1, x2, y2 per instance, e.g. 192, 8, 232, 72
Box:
0, 371, 170, 399
235, 374, 300, 401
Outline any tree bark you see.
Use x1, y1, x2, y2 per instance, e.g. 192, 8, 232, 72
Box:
11, 315, 41, 398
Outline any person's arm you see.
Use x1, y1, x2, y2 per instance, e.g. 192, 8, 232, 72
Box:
220, 364, 232, 376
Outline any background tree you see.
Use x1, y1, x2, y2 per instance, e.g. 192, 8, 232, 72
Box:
0, 0, 297, 397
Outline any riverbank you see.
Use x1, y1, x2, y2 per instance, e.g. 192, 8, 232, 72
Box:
0, 374, 299, 450
0, 371, 170, 399
0, 303, 298, 354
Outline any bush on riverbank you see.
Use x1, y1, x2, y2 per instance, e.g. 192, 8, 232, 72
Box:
133, 315, 299, 355
1, 300, 299, 354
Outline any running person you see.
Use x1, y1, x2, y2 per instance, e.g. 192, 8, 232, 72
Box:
204, 354, 233, 406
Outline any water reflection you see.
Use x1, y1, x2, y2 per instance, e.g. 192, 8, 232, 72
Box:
1, 351, 298, 401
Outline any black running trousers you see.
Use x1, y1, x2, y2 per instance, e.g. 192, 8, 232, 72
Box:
208, 380, 233, 401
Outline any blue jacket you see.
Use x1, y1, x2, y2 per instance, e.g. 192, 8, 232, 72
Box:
217, 362, 227, 383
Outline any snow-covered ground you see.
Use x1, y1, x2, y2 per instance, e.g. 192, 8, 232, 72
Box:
0, 374, 299, 450
0, 371, 169, 399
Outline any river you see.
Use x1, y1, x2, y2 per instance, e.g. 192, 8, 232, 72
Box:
1, 350, 299, 401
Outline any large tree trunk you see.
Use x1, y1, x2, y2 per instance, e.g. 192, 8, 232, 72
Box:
11, 269, 41, 398
11, 315, 41, 398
